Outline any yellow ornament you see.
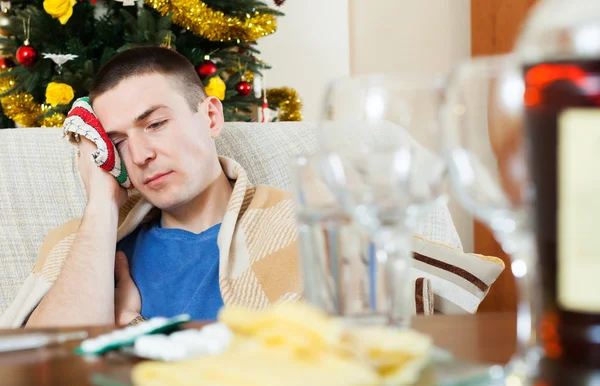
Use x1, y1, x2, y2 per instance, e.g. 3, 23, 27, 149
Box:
204, 76, 226, 101
43, 0, 77, 24
45, 82, 74, 107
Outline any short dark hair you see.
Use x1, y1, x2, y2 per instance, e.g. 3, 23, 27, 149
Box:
90, 46, 206, 111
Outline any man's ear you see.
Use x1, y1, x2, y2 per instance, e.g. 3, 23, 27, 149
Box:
199, 96, 225, 139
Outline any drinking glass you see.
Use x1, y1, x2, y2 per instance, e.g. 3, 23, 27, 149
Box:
443, 54, 540, 384
290, 153, 408, 325
318, 73, 448, 222
311, 73, 449, 327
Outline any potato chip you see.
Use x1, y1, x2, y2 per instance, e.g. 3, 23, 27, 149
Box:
345, 325, 433, 384
220, 302, 344, 353
133, 345, 380, 386
132, 302, 433, 386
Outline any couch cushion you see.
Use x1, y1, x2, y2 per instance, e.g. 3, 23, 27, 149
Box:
215, 122, 318, 191
0, 129, 87, 316
0, 122, 462, 315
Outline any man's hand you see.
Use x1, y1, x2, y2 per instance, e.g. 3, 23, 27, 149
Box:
114, 251, 142, 325
78, 138, 127, 208
26, 134, 127, 327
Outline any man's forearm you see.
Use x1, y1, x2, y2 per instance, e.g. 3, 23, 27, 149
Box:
26, 202, 119, 327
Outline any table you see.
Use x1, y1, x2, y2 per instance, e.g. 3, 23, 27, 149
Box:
0, 312, 545, 386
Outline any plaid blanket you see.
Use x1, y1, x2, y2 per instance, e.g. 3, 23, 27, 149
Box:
0, 156, 304, 327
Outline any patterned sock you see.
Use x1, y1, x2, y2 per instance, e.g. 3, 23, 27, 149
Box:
63, 97, 132, 190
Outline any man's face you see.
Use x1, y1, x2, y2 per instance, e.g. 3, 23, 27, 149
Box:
93, 73, 224, 211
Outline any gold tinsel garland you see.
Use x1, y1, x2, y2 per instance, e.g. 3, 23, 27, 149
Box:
267, 87, 302, 121
222, 68, 254, 82
0, 71, 65, 127
145, 0, 277, 42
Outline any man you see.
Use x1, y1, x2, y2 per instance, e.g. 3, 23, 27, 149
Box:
18, 46, 301, 327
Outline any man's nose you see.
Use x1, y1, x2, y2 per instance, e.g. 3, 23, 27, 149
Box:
128, 136, 156, 166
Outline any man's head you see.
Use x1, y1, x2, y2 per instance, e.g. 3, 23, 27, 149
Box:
90, 46, 225, 211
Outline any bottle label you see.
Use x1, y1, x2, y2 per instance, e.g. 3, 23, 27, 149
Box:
558, 108, 600, 313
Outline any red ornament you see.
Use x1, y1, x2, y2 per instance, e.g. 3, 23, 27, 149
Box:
236, 81, 252, 97
274, 0, 286, 6
196, 60, 217, 79
16, 45, 37, 66
0, 57, 14, 70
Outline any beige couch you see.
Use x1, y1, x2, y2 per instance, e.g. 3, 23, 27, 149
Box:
0, 122, 462, 316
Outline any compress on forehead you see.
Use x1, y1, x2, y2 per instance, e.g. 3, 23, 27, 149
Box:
90, 46, 207, 111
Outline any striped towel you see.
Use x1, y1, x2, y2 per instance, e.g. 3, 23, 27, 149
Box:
63, 97, 132, 189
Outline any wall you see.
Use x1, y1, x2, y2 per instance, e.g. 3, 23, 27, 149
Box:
349, 0, 474, 251
258, 0, 351, 121
349, 0, 471, 74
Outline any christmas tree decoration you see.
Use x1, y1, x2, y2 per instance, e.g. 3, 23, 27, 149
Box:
0, 0, 301, 127
266, 87, 303, 121
274, 0, 286, 6
255, 73, 270, 122
260, 97, 271, 123
204, 76, 226, 100
145, 0, 278, 42
0, 56, 14, 69
16, 17, 37, 66
196, 60, 217, 79
42, 53, 77, 74
235, 80, 252, 97
45, 82, 74, 107
159, 34, 172, 49
253, 73, 262, 98
233, 58, 252, 96
16, 45, 36, 66
0, 8, 12, 37
43, 0, 77, 24
243, 70, 254, 83
1, 91, 43, 126
0, 72, 65, 127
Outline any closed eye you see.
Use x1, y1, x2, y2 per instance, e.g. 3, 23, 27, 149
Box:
148, 120, 167, 130
113, 138, 126, 151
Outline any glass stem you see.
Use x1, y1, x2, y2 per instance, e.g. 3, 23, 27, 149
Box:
297, 222, 337, 314
502, 231, 541, 378
372, 223, 413, 327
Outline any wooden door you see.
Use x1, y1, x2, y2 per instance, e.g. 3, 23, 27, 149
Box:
470, 0, 539, 313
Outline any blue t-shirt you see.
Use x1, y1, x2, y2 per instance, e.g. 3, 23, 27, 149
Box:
117, 219, 224, 321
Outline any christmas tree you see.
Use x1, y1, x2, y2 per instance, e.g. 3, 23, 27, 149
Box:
0, 0, 302, 128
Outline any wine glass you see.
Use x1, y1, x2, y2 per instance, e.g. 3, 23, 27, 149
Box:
443, 54, 540, 384
314, 73, 449, 327
290, 153, 377, 321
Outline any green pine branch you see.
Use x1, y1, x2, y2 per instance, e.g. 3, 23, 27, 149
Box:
203, 0, 284, 16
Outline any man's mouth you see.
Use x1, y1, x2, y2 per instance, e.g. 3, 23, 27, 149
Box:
144, 172, 173, 187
